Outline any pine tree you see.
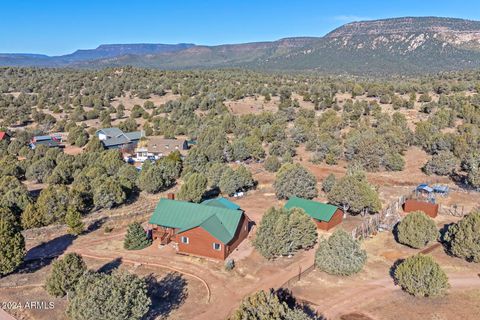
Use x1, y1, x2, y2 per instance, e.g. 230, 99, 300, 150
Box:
124, 222, 152, 250
65, 206, 84, 235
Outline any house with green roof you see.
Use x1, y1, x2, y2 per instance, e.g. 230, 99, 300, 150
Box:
201, 197, 242, 211
149, 198, 250, 260
284, 197, 343, 231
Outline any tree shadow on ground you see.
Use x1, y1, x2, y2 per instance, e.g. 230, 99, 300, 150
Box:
438, 222, 455, 256
274, 288, 325, 320
124, 189, 141, 205
202, 187, 221, 201
144, 272, 188, 319
20, 234, 77, 273
389, 258, 405, 285
84, 217, 108, 234
97, 257, 123, 274
391, 221, 401, 243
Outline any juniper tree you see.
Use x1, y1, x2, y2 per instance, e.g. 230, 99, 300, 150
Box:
219, 166, 255, 196
397, 211, 438, 249
253, 207, 317, 259
0, 207, 26, 276
92, 176, 126, 209
229, 290, 315, 320
315, 229, 367, 276
274, 163, 318, 200
327, 169, 381, 216
423, 150, 458, 176
321, 173, 336, 193
178, 172, 208, 203
45, 253, 87, 297
394, 254, 449, 297
207, 162, 228, 187
444, 210, 480, 262
66, 270, 151, 320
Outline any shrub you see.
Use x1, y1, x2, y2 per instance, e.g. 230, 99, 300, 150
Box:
45, 253, 87, 297
444, 210, 480, 262
67, 271, 151, 320
274, 163, 317, 200
124, 222, 152, 250
397, 211, 438, 248
264, 156, 281, 172
394, 254, 449, 297
253, 207, 317, 259
315, 229, 367, 276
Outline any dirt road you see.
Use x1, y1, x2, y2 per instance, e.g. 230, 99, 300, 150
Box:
65, 244, 316, 320
316, 273, 480, 319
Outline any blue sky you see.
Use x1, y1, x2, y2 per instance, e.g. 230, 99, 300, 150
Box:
1, 0, 480, 55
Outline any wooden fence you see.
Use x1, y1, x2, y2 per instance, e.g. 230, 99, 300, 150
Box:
279, 263, 316, 289
351, 193, 410, 240
439, 204, 467, 217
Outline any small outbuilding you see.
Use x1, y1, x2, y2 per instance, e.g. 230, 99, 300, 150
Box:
403, 199, 439, 218
149, 199, 250, 260
284, 197, 343, 231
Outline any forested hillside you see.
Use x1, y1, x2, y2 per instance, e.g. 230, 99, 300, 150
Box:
3, 17, 480, 74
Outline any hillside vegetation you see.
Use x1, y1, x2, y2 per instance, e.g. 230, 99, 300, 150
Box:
3, 17, 480, 74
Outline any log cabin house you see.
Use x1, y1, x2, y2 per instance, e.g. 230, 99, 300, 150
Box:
149, 198, 250, 260
284, 197, 343, 231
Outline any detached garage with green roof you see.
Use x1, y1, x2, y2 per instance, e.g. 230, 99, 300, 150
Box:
149, 198, 250, 260
284, 197, 343, 231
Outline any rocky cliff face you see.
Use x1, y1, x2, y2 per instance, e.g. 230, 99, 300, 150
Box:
3, 17, 480, 74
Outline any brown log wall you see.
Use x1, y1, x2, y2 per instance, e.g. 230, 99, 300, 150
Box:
314, 209, 343, 231
173, 213, 250, 260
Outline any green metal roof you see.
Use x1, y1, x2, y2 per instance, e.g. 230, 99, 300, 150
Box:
149, 199, 243, 244
201, 197, 241, 210
284, 197, 339, 222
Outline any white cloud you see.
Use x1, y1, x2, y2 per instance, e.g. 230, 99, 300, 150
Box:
333, 15, 371, 22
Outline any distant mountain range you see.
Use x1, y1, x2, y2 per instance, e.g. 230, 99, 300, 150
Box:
3, 17, 480, 74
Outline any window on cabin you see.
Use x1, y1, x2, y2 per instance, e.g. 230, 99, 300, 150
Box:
181, 236, 189, 244
213, 243, 221, 251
